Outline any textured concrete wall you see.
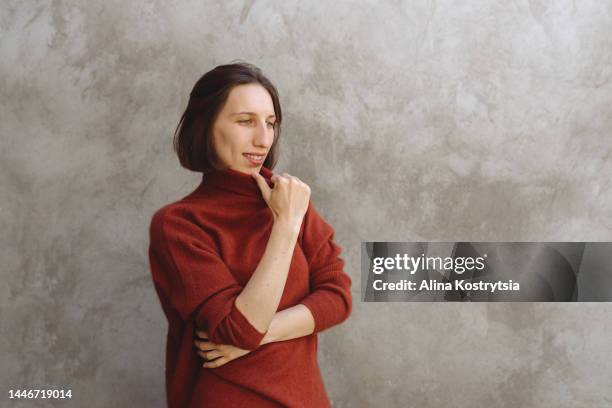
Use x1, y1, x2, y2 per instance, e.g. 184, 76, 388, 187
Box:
2, 1, 611, 406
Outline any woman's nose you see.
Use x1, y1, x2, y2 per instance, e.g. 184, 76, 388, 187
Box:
253, 121, 273, 147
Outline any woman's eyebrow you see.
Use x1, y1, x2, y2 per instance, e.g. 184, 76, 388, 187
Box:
231, 111, 276, 119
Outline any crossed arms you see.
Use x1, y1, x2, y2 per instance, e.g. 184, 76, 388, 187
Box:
149, 201, 352, 367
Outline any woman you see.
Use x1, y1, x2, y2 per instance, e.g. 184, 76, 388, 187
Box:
148, 62, 352, 407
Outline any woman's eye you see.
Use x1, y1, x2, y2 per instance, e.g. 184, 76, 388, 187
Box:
238, 119, 274, 127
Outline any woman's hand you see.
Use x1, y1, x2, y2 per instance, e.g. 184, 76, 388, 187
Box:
193, 329, 251, 368
252, 172, 311, 228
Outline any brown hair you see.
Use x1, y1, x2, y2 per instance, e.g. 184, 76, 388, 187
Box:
173, 61, 282, 173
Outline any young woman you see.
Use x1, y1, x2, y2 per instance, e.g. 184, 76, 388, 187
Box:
148, 62, 352, 407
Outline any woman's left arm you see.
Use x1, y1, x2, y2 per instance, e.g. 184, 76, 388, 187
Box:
194, 305, 314, 367
259, 304, 315, 344
297, 200, 352, 333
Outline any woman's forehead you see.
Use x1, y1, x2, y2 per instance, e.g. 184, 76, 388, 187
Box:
225, 84, 275, 116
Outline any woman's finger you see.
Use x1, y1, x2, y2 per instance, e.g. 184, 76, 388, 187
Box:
253, 173, 272, 202
203, 356, 228, 368
194, 340, 216, 351
197, 349, 222, 361
281, 173, 302, 185
194, 329, 208, 339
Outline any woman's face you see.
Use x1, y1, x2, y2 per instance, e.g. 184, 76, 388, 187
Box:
211, 83, 276, 175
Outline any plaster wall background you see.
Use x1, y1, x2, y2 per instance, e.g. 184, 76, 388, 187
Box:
1, 1, 611, 406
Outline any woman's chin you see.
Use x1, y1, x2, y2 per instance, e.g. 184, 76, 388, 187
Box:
229, 165, 259, 175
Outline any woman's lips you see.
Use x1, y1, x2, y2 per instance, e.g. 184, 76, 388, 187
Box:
243, 153, 265, 165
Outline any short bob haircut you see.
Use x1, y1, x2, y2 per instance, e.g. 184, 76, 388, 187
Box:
173, 61, 282, 173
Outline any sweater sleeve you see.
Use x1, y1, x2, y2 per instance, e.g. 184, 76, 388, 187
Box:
298, 201, 352, 334
148, 207, 266, 350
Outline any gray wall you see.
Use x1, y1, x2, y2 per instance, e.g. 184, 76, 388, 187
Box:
2, 1, 611, 406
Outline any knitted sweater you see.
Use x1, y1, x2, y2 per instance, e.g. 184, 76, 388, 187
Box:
148, 165, 352, 407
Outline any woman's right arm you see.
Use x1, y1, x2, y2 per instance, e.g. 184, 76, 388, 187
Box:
149, 173, 310, 351
234, 173, 310, 333
233, 218, 301, 333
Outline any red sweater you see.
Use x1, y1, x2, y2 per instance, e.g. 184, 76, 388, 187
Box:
148, 165, 352, 407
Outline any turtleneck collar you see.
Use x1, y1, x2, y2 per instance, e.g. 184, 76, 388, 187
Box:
193, 165, 275, 197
